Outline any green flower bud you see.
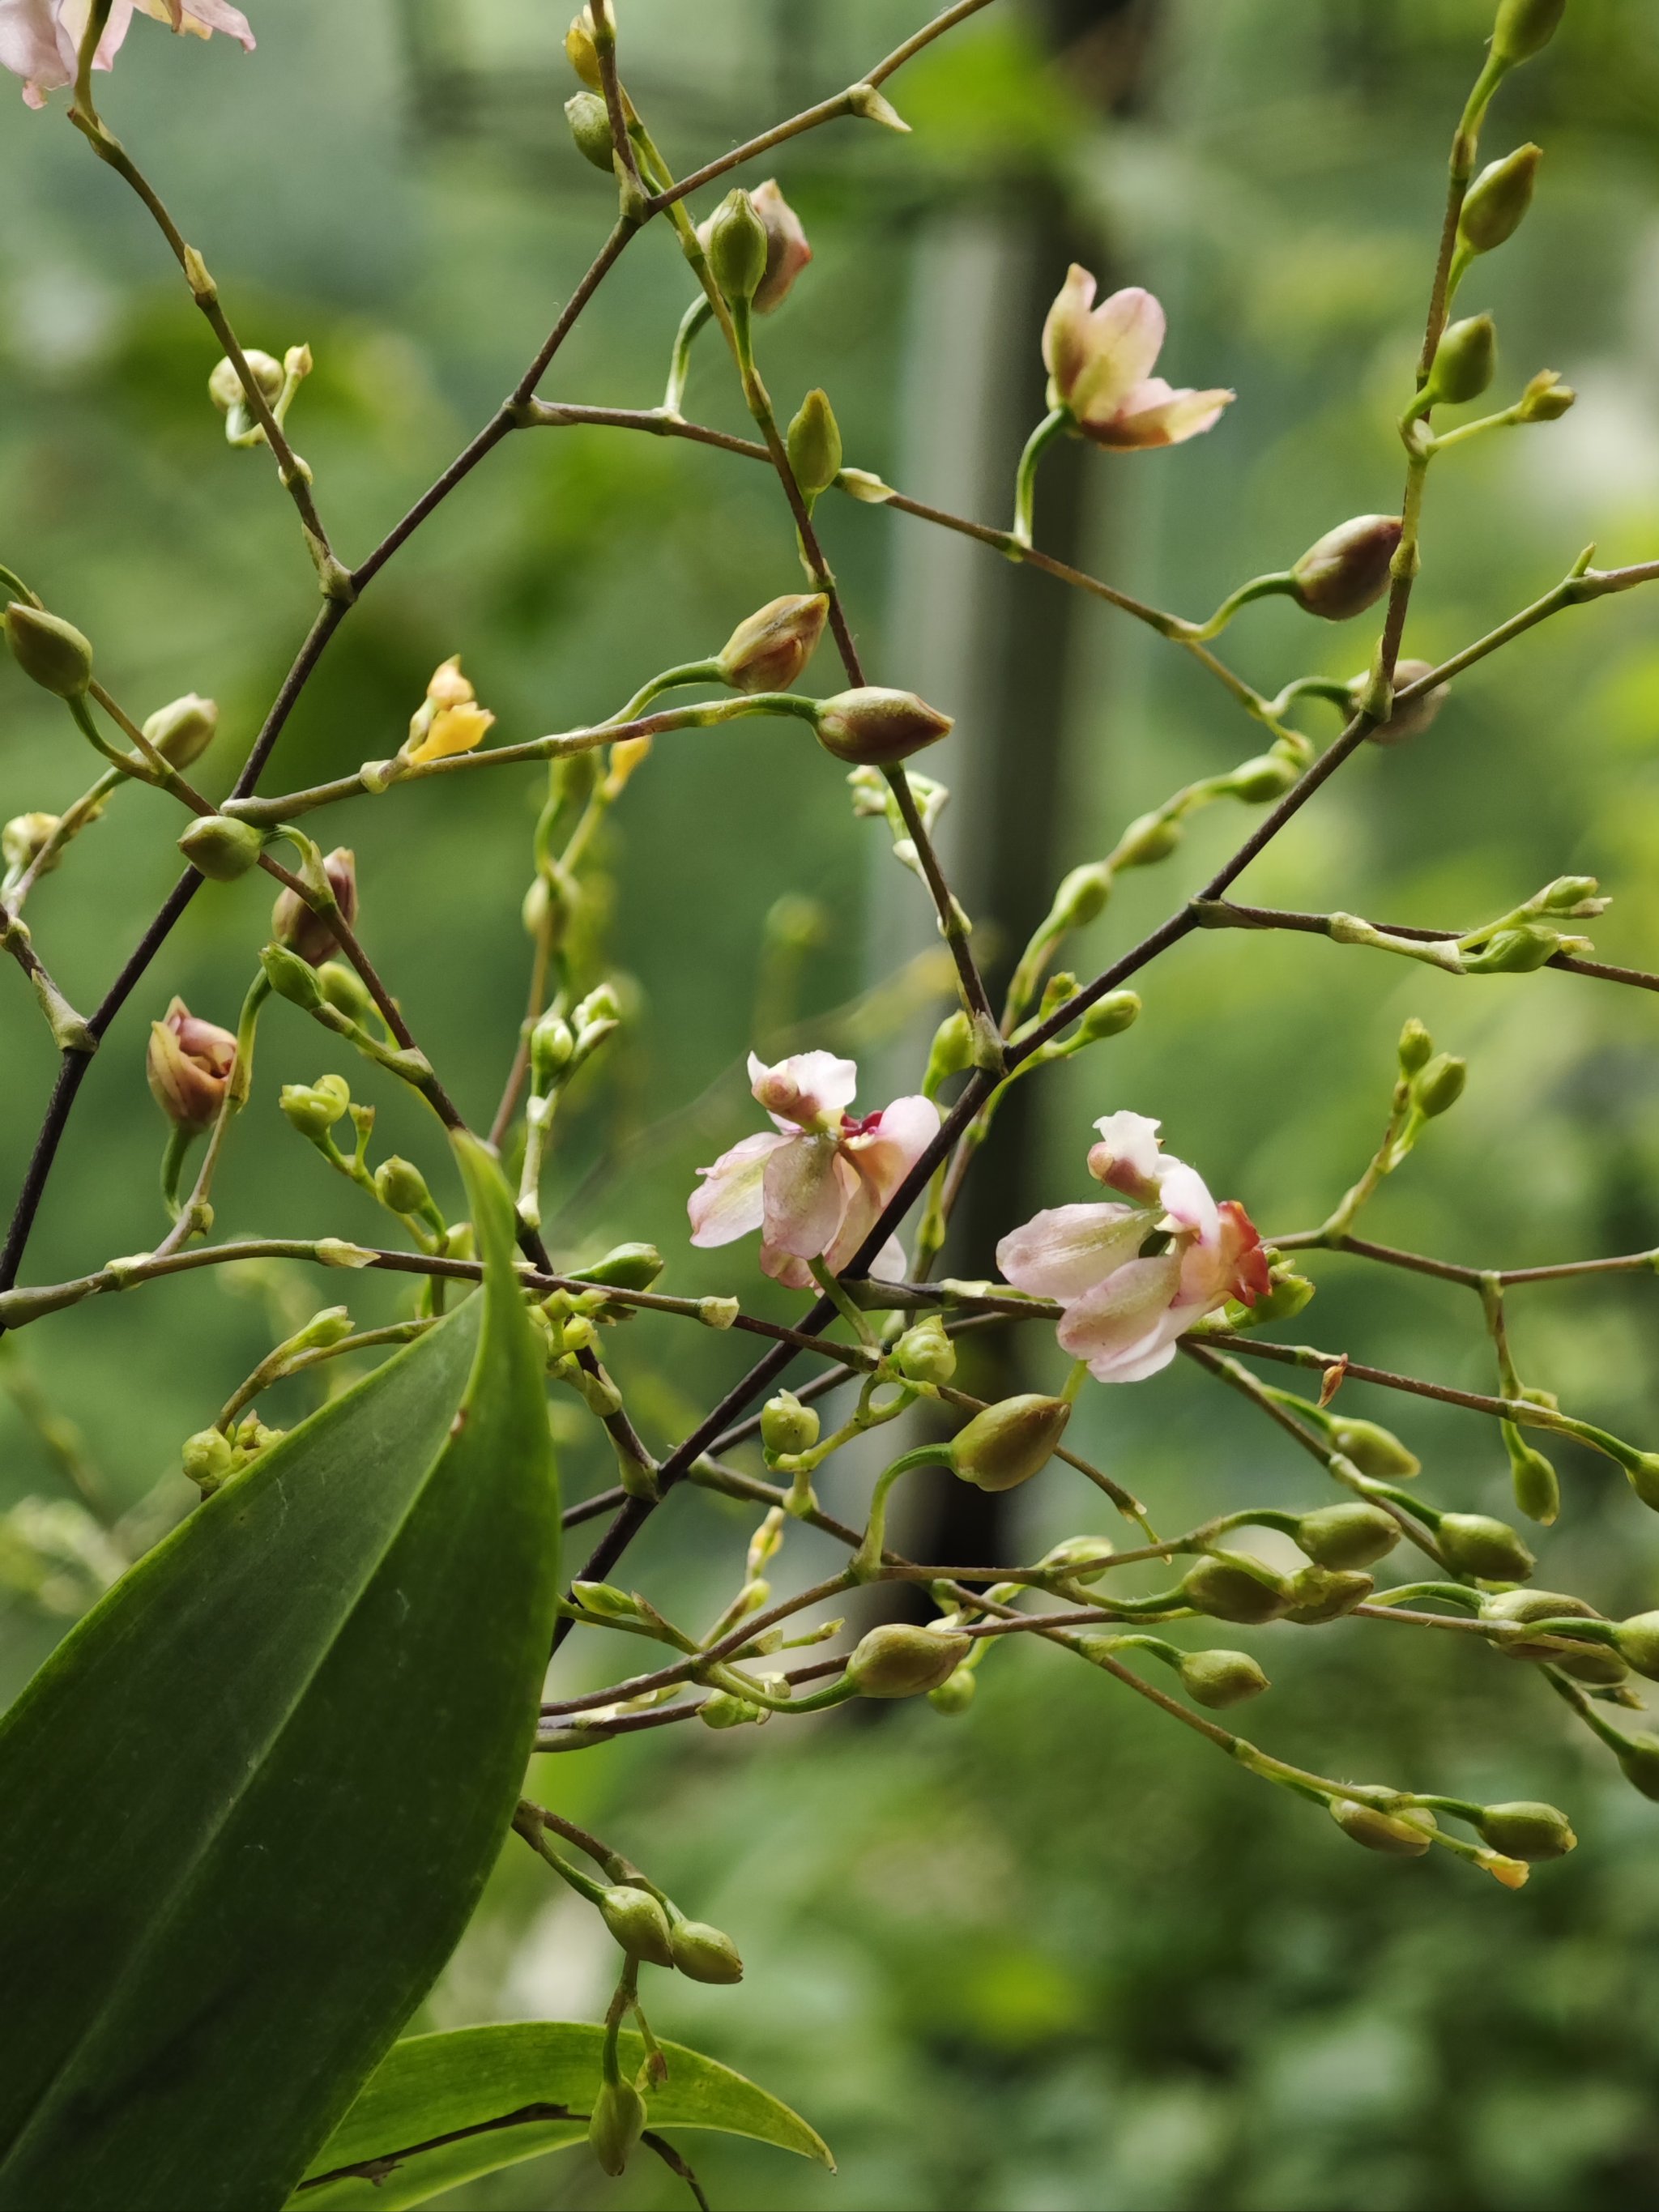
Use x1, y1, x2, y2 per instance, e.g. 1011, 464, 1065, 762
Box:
1516, 369, 1574, 422
1613, 1612, 1659, 1681
1077, 989, 1141, 1044
2, 811, 60, 877
1286, 1566, 1375, 1623
1179, 1648, 1269, 1709
1397, 1017, 1433, 1075
181, 1426, 234, 1495
143, 693, 218, 769
1037, 1534, 1116, 1582
179, 814, 266, 882
846, 1622, 972, 1699
787, 388, 842, 498
1491, 0, 1567, 66
1508, 1434, 1560, 1525
208, 348, 284, 414
1427, 314, 1497, 407
374, 1156, 432, 1216
1180, 1552, 1292, 1625
1617, 1733, 1659, 1802
588, 2078, 645, 2178
1295, 1502, 1401, 1570
531, 1012, 575, 1087
698, 1688, 764, 1728
1243, 1267, 1316, 1326
924, 1009, 975, 1092
316, 961, 373, 1021
564, 89, 615, 171
1460, 144, 1542, 254
569, 1579, 646, 1622
705, 188, 769, 307
1048, 862, 1113, 931
570, 1243, 665, 1292
1482, 1588, 1625, 1681
1328, 1417, 1420, 1480
951, 1394, 1071, 1493
599, 1883, 676, 1966
4, 603, 92, 697
761, 1390, 819, 1457
1112, 811, 1182, 869
892, 1311, 956, 1385
1462, 924, 1559, 975
928, 1666, 977, 1715
1438, 1511, 1535, 1583
1474, 1801, 1576, 1862
279, 1076, 350, 1142
1626, 1453, 1659, 1513
1289, 514, 1402, 621
1226, 753, 1299, 802
717, 593, 829, 696
668, 1917, 744, 1984
261, 942, 326, 1011
1414, 1052, 1467, 1118
1328, 1797, 1436, 1856
814, 687, 953, 767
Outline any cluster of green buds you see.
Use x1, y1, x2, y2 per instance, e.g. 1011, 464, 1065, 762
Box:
180, 1411, 285, 1498
207, 343, 313, 448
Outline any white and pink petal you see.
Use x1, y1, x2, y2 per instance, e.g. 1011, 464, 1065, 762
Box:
996, 1200, 1149, 1305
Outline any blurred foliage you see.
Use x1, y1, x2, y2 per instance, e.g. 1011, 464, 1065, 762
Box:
4, 0, 1659, 2206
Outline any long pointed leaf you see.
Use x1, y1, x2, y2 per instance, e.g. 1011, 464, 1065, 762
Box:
0, 1137, 558, 2212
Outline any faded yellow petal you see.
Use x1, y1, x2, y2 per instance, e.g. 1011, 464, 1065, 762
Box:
406, 701, 495, 765
425, 654, 476, 710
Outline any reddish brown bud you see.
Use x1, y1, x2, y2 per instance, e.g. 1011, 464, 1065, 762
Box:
1290, 515, 1402, 621
147, 997, 237, 1134
718, 595, 829, 695
271, 848, 358, 967
813, 687, 953, 767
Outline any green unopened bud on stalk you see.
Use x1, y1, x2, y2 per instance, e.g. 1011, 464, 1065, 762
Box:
588, 2079, 645, 2178
846, 1622, 972, 1699
564, 90, 615, 170
813, 688, 953, 767
1482, 1588, 1626, 1681
179, 814, 265, 882
1179, 1649, 1269, 1709
316, 962, 371, 1021
1180, 1552, 1292, 1625
1507, 1432, 1560, 1524
1328, 1797, 1436, 1856
1286, 1566, 1375, 1622
1491, 0, 1567, 67
787, 389, 842, 499
181, 1426, 235, 1494
1226, 754, 1299, 803
279, 1076, 350, 1141
892, 1311, 956, 1385
1048, 862, 1114, 932
2, 812, 59, 877
717, 593, 829, 695
1038, 1535, 1116, 1581
1243, 1266, 1316, 1326
1289, 514, 1403, 621
1475, 1801, 1576, 1861
761, 1391, 819, 1457
531, 1012, 575, 1087
4, 603, 92, 698
1616, 1732, 1659, 1802
374, 1156, 432, 1216
599, 1883, 675, 1966
1397, 1017, 1433, 1076
698, 1688, 763, 1728
1438, 1511, 1535, 1582
1459, 145, 1542, 254
928, 1666, 977, 1715
923, 1008, 974, 1093
1112, 811, 1182, 869
705, 189, 770, 309
668, 1917, 744, 1983
1425, 314, 1497, 407
261, 943, 326, 1011
570, 1243, 664, 1292
1614, 1613, 1659, 1680
1077, 990, 1141, 1044
1462, 924, 1559, 975
951, 1394, 1071, 1492
1295, 1502, 1401, 1570
1516, 369, 1575, 422
143, 693, 218, 769
1414, 1052, 1467, 1118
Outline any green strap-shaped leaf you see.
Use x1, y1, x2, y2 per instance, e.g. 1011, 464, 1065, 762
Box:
292, 2022, 834, 2209
0, 1137, 558, 2212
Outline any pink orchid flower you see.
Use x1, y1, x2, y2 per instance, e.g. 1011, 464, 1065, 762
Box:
997, 1111, 1269, 1383
1042, 267, 1233, 450
1, 0, 253, 109
689, 1051, 940, 1290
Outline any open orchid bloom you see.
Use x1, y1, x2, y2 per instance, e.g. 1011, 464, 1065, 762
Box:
997, 1112, 1269, 1383
1, 0, 253, 108
1042, 268, 1233, 450
689, 1051, 940, 1290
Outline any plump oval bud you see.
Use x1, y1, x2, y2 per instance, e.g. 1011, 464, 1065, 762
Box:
1180, 1552, 1291, 1625
374, 1156, 432, 1216
571, 1242, 665, 1292
531, 1012, 575, 1087
1286, 1566, 1374, 1623
1112, 811, 1182, 869
952, 1394, 1071, 1493
147, 998, 237, 1134
2, 811, 59, 877
892, 1311, 956, 1385
178, 813, 265, 882
1427, 313, 1497, 406
698, 1687, 763, 1728
1295, 1502, 1401, 1570
717, 593, 829, 695
1328, 1797, 1436, 1856
261, 942, 326, 1012
1289, 514, 1402, 621
279, 1076, 350, 1141
1491, 0, 1567, 66
1077, 989, 1141, 1044
1397, 1017, 1432, 1076
208, 349, 284, 413
1475, 1801, 1576, 1861
1038, 1534, 1116, 1582
271, 846, 357, 965
1618, 1732, 1659, 1801
1327, 1418, 1419, 1481
143, 693, 218, 769
1482, 1588, 1625, 1681
813, 687, 953, 767
1460, 144, 1542, 254
1179, 1648, 1269, 1709
599, 1883, 676, 1966
1366, 658, 1450, 747
1048, 862, 1113, 932
668, 1917, 744, 1983
928, 1666, 977, 1715
1438, 1511, 1535, 1582
761, 1390, 819, 1457
4, 603, 92, 698
587, 2078, 645, 2178
1508, 1435, 1560, 1524
846, 1622, 972, 1699
181, 1426, 235, 1494
564, 89, 615, 170
1414, 1052, 1467, 1118
705, 189, 769, 307
316, 961, 373, 1022
1226, 753, 1299, 803
748, 179, 812, 313
787, 389, 842, 498
1462, 924, 1559, 976
1614, 1612, 1659, 1681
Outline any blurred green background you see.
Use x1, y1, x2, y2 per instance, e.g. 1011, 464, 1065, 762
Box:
5, 1, 1659, 2206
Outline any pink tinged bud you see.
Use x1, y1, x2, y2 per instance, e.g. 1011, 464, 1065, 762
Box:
1363, 658, 1449, 746
1085, 1110, 1168, 1201
271, 846, 357, 966
748, 179, 812, 314
1041, 266, 1233, 450
147, 996, 236, 1134
749, 1049, 857, 1129
812, 688, 953, 767
1289, 515, 1402, 620
717, 594, 830, 694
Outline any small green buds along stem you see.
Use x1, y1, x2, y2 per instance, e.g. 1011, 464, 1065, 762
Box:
1508, 1432, 1560, 1525
1398, 1018, 1433, 1076
705, 189, 769, 308
599, 1883, 675, 1967
1286, 1566, 1374, 1623
4, 603, 92, 698
178, 814, 265, 882
892, 1311, 956, 1385
1289, 515, 1402, 621
1483, 1589, 1626, 1682
374, 1157, 432, 1216
1414, 1052, 1467, 1118
1426, 314, 1497, 407
761, 1391, 819, 1457
1491, 0, 1567, 66
928, 1666, 977, 1715
1226, 754, 1299, 803
1328, 1419, 1420, 1480
717, 594, 829, 695
1049, 862, 1113, 932
1460, 145, 1542, 254
143, 693, 218, 769
1616, 1733, 1659, 1803
1328, 1798, 1436, 1857
1179, 1649, 1269, 1709
181, 1426, 235, 1496
1475, 1801, 1576, 1861
1077, 990, 1141, 1044
1112, 811, 1182, 869
1295, 1502, 1401, 1570
1613, 1613, 1659, 1681
846, 1622, 972, 1698
787, 389, 842, 499
1439, 1512, 1536, 1583
951, 1394, 1071, 1492
317, 961, 373, 1022
564, 90, 615, 171
668, 1918, 744, 1984
924, 1008, 974, 1093
531, 1012, 575, 1086
261, 943, 326, 1012
570, 1242, 664, 1291
813, 688, 953, 767
588, 2078, 645, 2178
1181, 1553, 1291, 1625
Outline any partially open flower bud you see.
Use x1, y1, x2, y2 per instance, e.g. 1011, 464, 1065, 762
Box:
2, 812, 59, 877
1460, 144, 1542, 254
143, 693, 218, 769
704, 189, 769, 308
208, 349, 284, 414
1289, 515, 1402, 620
588, 2078, 645, 2178
404, 656, 495, 766
1077, 990, 1142, 1044
271, 847, 357, 966
846, 1622, 972, 1699
374, 1157, 432, 1216
599, 1883, 675, 1966
279, 1075, 351, 1142
813, 688, 953, 767
4, 603, 92, 698
178, 813, 265, 882
1365, 658, 1450, 747
696, 177, 811, 315
1179, 1648, 1269, 1709
668, 1917, 744, 1983
564, 89, 615, 170
1426, 314, 1497, 406
1613, 1612, 1659, 1680
1296, 1502, 1401, 1570
147, 998, 237, 1134
1328, 1797, 1436, 1856
1491, 0, 1567, 66
1617, 1732, 1659, 1801
570, 1243, 665, 1292
717, 594, 829, 695
928, 1666, 977, 1715
761, 1391, 819, 1457
951, 1394, 1071, 1492
1516, 369, 1575, 422
787, 388, 842, 497
1438, 1511, 1535, 1582
892, 1311, 956, 1385
1180, 1553, 1292, 1625
565, 6, 600, 84
1286, 1566, 1375, 1623
1414, 1053, 1466, 1118
1474, 1801, 1576, 1861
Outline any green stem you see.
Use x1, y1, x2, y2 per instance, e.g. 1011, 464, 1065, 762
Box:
1012, 407, 1069, 547
848, 1443, 951, 1581
663, 295, 714, 416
